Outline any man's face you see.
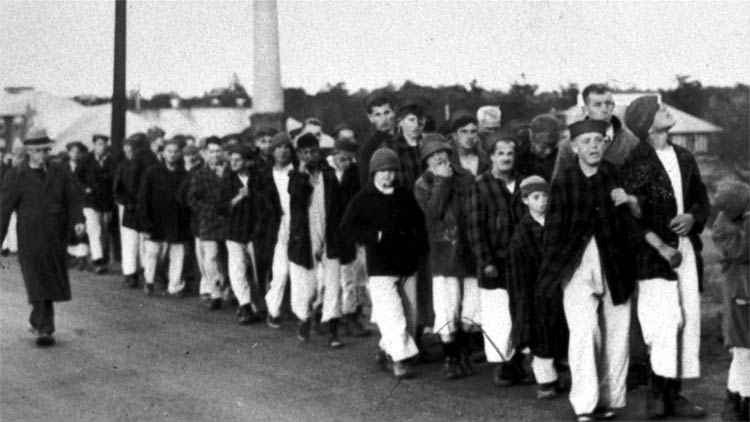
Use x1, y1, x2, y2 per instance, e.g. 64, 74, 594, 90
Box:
368, 104, 395, 133
490, 141, 515, 173
583, 92, 615, 122
151, 138, 164, 154
426, 150, 450, 171
455, 123, 478, 150
297, 146, 320, 167
229, 152, 249, 173
255, 135, 272, 155
93, 139, 107, 156
523, 191, 549, 215
337, 129, 356, 143
651, 104, 676, 132
398, 114, 422, 140
373, 170, 396, 188
163, 144, 180, 166
530, 131, 558, 158
123, 144, 133, 160
571, 132, 605, 167
303, 124, 323, 139
206, 143, 223, 166
333, 150, 355, 171
272, 144, 292, 166
183, 153, 197, 169
185, 137, 196, 147
28, 146, 50, 167
68, 146, 82, 162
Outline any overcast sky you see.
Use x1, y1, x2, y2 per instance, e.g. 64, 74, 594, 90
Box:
2, 0, 749, 98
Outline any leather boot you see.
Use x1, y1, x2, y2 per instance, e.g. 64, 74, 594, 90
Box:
666, 379, 706, 418
328, 318, 342, 348
646, 374, 667, 419
721, 390, 744, 421
442, 341, 462, 380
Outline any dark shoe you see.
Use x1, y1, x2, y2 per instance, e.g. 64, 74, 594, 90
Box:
593, 407, 617, 420
143, 283, 155, 296
345, 313, 372, 337
536, 380, 563, 400
721, 390, 744, 421
94, 264, 107, 275
741, 397, 749, 421
443, 357, 463, 380
328, 318, 343, 348
311, 307, 325, 336
237, 304, 259, 325
375, 348, 392, 372
77, 258, 88, 271
266, 314, 282, 329
493, 362, 520, 387
206, 298, 222, 310
455, 332, 477, 377
35, 333, 56, 347
296, 318, 312, 342
646, 374, 668, 419
393, 360, 414, 379
1, 248, 10, 257
123, 274, 139, 289
670, 395, 707, 418
575, 413, 596, 422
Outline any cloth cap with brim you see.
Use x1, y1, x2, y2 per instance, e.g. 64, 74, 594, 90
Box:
477, 106, 502, 129
420, 134, 452, 162
569, 119, 608, 140
520, 175, 549, 197
369, 148, 399, 174
530, 114, 559, 134
23, 128, 54, 148
624, 95, 660, 141
253, 125, 278, 138
334, 138, 358, 154
451, 110, 478, 132
66, 141, 88, 152
92, 134, 109, 143
396, 104, 425, 121
269, 132, 292, 152
485, 128, 519, 151
714, 179, 750, 221
296, 133, 320, 150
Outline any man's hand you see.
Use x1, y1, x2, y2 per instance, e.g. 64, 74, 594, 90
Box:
74, 223, 85, 237
483, 264, 498, 278
669, 214, 695, 236
610, 188, 632, 207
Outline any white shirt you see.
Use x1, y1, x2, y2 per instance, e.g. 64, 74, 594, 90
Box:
655, 145, 684, 215
309, 172, 326, 256
238, 174, 249, 188
272, 164, 294, 219
459, 154, 479, 176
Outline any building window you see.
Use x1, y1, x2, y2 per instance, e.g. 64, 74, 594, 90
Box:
695, 135, 708, 154
671, 135, 686, 147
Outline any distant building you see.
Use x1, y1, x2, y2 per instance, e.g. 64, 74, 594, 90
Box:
560, 92, 723, 155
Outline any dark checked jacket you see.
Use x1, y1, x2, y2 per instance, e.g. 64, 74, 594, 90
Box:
467, 171, 526, 289
81, 152, 115, 212
287, 164, 341, 270
113, 157, 138, 229
137, 163, 190, 243
187, 165, 226, 241
340, 184, 428, 277
508, 214, 568, 359
176, 160, 205, 237
620, 141, 710, 289
414, 165, 475, 278
218, 170, 265, 245
537, 161, 644, 306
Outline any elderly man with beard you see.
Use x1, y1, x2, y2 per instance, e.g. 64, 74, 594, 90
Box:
1, 129, 85, 347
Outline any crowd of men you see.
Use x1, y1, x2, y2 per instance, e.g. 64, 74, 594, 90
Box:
1, 83, 749, 422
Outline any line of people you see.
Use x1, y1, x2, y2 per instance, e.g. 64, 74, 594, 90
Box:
1, 83, 747, 422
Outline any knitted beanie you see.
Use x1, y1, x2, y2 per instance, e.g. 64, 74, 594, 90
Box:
714, 179, 750, 221
520, 175, 549, 197
624, 95, 659, 140
420, 133, 452, 162
269, 132, 292, 152
369, 148, 399, 174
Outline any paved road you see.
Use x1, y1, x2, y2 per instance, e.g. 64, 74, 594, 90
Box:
0, 256, 729, 421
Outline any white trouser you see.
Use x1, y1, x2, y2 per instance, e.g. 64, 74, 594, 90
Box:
461, 277, 481, 331
481, 287, 514, 362
194, 237, 208, 294
368, 274, 419, 362
728, 347, 750, 397
2, 212, 17, 252
638, 237, 701, 379
143, 240, 185, 294
225, 240, 261, 308
118, 205, 140, 275
289, 262, 318, 321
564, 238, 630, 415
83, 207, 112, 261
265, 219, 290, 318
433, 276, 461, 342
196, 239, 223, 299
321, 255, 356, 322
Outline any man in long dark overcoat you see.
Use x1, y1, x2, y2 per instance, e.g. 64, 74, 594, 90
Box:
0, 129, 85, 347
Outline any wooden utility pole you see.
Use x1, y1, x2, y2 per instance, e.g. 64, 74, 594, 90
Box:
111, 0, 127, 154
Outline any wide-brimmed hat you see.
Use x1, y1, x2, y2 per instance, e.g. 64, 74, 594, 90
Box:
23, 128, 54, 148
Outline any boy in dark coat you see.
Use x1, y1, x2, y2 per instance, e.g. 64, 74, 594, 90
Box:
622, 95, 710, 419
712, 180, 750, 421
65, 141, 90, 267
538, 120, 643, 422
467, 129, 527, 386
82, 134, 116, 274
137, 139, 191, 296
113, 135, 144, 288
0, 129, 85, 347
340, 148, 428, 379
414, 134, 476, 380
508, 175, 567, 399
